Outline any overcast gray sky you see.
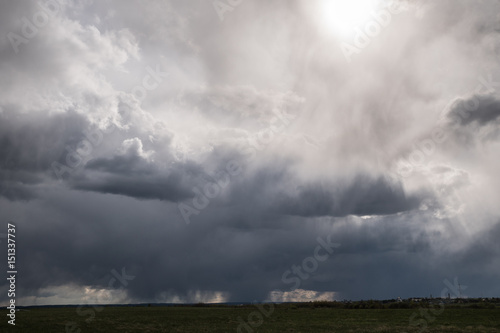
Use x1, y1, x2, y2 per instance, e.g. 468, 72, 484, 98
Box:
1, 0, 500, 306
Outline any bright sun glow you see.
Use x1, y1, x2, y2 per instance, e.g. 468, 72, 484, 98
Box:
321, 0, 381, 37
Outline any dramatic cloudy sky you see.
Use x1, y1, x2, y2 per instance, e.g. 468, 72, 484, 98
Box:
1, 0, 500, 306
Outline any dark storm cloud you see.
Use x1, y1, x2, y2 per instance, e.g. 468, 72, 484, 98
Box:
0, 190, 429, 303
455, 220, 500, 270
72, 153, 202, 202
10, 192, 499, 304
0, 104, 193, 203
272, 174, 425, 217
0, 110, 87, 172
0, 109, 89, 200
448, 94, 500, 126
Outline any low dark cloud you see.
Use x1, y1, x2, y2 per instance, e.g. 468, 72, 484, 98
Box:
448, 93, 500, 126
0, 110, 88, 200
273, 175, 424, 217
73, 155, 201, 202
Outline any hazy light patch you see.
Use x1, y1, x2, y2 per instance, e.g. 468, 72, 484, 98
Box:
1, 284, 131, 306
320, 0, 381, 38
154, 290, 229, 304
268, 289, 337, 302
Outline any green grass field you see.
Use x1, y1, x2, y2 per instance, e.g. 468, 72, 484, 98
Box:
1, 304, 500, 332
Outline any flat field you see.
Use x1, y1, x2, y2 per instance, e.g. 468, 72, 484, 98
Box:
1, 304, 500, 332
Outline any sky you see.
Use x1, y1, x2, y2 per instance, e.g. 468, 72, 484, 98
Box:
1, 0, 500, 306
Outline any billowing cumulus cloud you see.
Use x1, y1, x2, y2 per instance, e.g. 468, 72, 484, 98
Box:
1, 0, 500, 309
